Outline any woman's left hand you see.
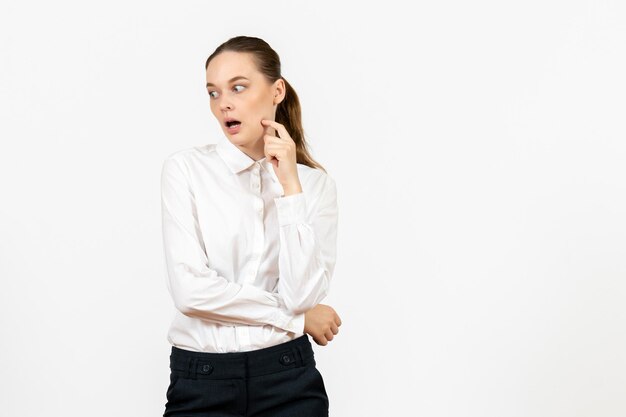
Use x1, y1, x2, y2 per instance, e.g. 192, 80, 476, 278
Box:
261, 119, 303, 196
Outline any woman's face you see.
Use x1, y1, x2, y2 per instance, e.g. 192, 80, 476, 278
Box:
206, 51, 284, 148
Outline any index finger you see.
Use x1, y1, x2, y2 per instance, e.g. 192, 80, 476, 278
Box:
261, 119, 288, 140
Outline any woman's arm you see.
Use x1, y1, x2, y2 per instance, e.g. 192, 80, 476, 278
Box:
160, 156, 304, 334
273, 173, 338, 315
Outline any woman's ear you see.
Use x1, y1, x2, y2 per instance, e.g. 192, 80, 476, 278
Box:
273, 78, 286, 105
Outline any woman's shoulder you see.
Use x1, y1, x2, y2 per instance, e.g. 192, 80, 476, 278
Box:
161, 144, 221, 184
296, 163, 336, 193
164, 143, 217, 163
162, 144, 221, 175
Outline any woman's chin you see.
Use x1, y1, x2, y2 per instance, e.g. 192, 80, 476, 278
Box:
227, 133, 252, 145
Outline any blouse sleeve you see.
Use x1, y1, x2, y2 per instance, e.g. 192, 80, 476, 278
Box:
273, 173, 338, 315
160, 156, 304, 334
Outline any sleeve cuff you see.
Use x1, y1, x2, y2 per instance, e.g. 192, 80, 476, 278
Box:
274, 295, 306, 335
273, 192, 307, 226
272, 308, 305, 335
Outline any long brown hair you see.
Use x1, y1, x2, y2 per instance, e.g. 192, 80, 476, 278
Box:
205, 35, 326, 173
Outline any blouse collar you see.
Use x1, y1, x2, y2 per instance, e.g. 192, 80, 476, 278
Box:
215, 135, 279, 183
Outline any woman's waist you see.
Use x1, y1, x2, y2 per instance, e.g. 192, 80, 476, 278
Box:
167, 311, 302, 353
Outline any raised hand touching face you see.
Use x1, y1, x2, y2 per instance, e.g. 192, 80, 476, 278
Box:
261, 119, 303, 196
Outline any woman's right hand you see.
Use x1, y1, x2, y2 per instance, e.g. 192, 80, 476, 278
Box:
304, 304, 342, 346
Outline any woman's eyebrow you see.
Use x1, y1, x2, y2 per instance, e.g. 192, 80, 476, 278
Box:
206, 76, 250, 88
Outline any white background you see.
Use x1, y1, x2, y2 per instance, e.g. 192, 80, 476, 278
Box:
1, 1, 625, 416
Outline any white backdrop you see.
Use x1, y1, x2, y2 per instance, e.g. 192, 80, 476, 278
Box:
1, 1, 625, 416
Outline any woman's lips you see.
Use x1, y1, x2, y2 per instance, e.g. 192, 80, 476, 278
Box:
226, 122, 241, 134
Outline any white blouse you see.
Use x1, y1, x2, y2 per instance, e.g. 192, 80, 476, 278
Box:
160, 134, 338, 353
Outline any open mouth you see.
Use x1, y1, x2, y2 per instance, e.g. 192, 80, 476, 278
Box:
225, 120, 241, 128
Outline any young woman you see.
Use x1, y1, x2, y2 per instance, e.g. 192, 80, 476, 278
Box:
160, 35, 342, 417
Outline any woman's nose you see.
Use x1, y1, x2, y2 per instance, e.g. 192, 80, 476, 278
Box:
220, 101, 233, 111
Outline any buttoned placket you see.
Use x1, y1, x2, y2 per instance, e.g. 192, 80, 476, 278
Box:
248, 161, 264, 286
236, 161, 265, 351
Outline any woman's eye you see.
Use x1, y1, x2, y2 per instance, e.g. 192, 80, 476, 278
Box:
208, 85, 244, 99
